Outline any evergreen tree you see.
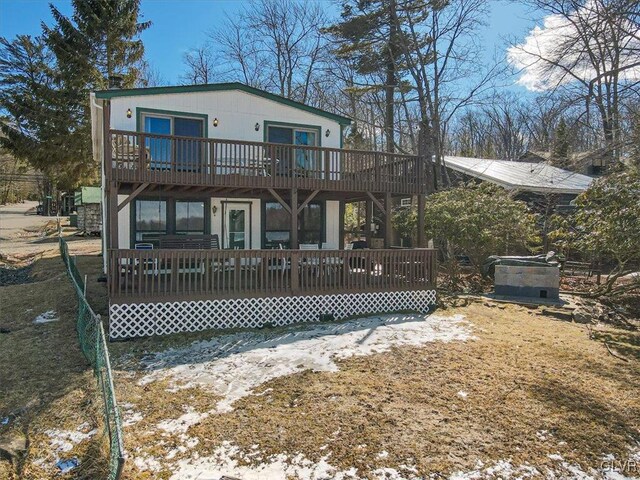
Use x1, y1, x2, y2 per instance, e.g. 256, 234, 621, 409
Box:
325, 0, 403, 153
0, 0, 150, 190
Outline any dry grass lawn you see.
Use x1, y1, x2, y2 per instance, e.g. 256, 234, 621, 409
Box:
106, 297, 640, 479
0, 254, 109, 479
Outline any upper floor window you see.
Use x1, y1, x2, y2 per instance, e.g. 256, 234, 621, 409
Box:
141, 113, 205, 171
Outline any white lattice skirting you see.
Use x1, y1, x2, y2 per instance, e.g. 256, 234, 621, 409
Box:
108, 290, 437, 339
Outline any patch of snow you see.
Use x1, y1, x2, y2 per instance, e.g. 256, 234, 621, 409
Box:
543, 451, 640, 480
123, 411, 143, 427
157, 406, 209, 434
139, 313, 473, 413
537, 430, 551, 441
134, 454, 163, 473
169, 441, 419, 480
449, 459, 539, 479
33, 310, 59, 324
43, 427, 97, 453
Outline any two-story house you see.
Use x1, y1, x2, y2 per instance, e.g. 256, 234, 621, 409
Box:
91, 83, 436, 339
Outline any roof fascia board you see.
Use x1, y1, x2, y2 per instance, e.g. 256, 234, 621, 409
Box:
94, 82, 352, 125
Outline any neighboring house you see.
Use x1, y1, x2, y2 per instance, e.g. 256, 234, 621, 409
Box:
75, 186, 102, 234
90, 82, 436, 339
442, 155, 594, 203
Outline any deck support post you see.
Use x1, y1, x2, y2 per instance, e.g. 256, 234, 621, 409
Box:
384, 192, 392, 248
290, 188, 298, 249
365, 200, 372, 246
417, 194, 425, 248
108, 181, 119, 251
339, 200, 345, 249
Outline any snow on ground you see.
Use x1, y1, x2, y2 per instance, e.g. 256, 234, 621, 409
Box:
126, 313, 640, 480
43, 424, 97, 453
168, 443, 640, 480
169, 441, 415, 480
138, 312, 473, 414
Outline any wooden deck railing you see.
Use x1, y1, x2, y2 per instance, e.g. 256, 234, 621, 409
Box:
107, 130, 427, 194
108, 248, 437, 302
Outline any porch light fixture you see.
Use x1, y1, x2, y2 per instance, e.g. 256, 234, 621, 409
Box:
212, 205, 218, 215
213, 118, 219, 127
126, 108, 132, 119
255, 123, 260, 131
325, 129, 330, 137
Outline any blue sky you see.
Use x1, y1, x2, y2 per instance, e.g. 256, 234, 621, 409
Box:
0, 0, 537, 90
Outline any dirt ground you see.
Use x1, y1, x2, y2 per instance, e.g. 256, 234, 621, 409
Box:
103, 297, 640, 479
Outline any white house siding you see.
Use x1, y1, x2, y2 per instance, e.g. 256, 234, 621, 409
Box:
109, 89, 342, 149
117, 197, 340, 250
117, 195, 131, 249
325, 201, 340, 249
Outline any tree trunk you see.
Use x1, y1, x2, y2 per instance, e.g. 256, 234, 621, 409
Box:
385, 0, 397, 154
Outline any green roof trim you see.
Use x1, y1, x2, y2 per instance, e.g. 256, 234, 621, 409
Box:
95, 82, 352, 125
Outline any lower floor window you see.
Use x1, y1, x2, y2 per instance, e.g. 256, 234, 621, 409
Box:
263, 201, 324, 248
133, 198, 207, 246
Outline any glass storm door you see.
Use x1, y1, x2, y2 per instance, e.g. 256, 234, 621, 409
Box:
223, 203, 251, 249
144, 116, 171, 170
174, 117, 204, 172
295, 130, 317, 171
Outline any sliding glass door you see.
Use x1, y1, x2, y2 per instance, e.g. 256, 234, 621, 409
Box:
142, 113, 205, 171
266, 124, 319, 176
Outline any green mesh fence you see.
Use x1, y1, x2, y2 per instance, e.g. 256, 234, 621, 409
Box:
59, 237, 125, 479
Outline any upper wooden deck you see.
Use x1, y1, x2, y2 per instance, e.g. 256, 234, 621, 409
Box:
107, 130, 428, 195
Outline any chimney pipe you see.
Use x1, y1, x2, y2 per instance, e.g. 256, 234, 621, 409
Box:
108, 75, 124, 89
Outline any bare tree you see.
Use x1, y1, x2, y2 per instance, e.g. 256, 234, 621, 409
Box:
137, 59, 166, 87
509, 0, 640, 162
181, 46, 216, 85
204, 0, 330, 103
393, 0, 504, 189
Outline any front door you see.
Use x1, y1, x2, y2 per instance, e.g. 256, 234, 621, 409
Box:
223, 203, 251, 249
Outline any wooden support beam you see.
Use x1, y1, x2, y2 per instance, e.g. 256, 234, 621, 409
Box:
417, 194, 426, 247
339, 200, 345, 249
365, 200, 372, 246
296, 189, 320, 214
268, 188, 291, 215
118, 182, 149, 212
108, 181, 119, 250
366, 191, 387, 216
384, 191, 392, 248
290, 188, 298, 249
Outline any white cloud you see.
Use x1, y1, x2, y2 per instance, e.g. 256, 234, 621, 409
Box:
508, 1, 640, 92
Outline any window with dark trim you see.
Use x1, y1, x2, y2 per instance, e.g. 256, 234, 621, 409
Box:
263, 201, 324, 248
132, 197, 209, 247
176, 200, 205, 235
